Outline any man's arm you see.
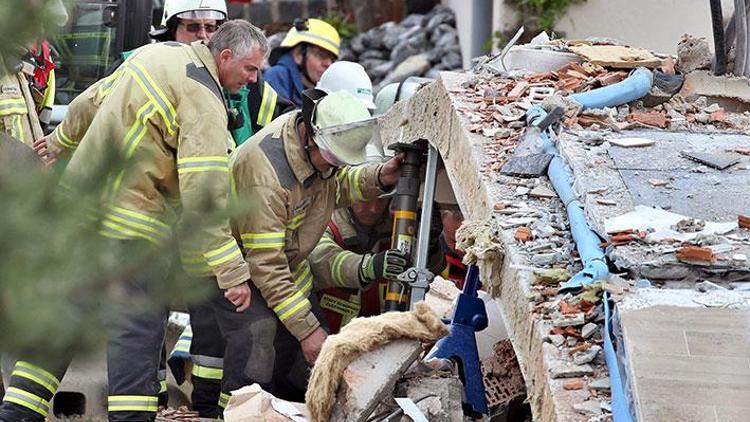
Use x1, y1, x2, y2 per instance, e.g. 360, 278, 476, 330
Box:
309, 229, 363, 291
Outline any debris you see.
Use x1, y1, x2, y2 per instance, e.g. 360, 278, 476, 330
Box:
675, 245, 715, 264
222, 384, 310, 422
529, 185, 557, 199
500, 153, 553, 178
581, 322, 598, 339
515, 227, 534, 243
515, 186, 530, 196
648, 178, 670, 187
588, 378, 611, 392
424, 276, 461, 319
607, 137, 656, 148
563, 379, 585, 390
680, 150, 740, 170
573, 400, 603, 416
672, 218, 705, 233
596, 199, 618, 206
733, 254, 748, 262
552, 312, 585, 327
567, 44, 663, 68
573, 345, 601, 365
549, 334, 566, 347
307, 303, 448, 422
508, 81, 529, 99
550, 362, 594, 379
481, 339, 527, 409
740, 215, 750, 229
395, 375, 464, 422
533, 268, 571, 285
676, 34, 712, 73
626, 112, 668, 128
531, 252, 560, 266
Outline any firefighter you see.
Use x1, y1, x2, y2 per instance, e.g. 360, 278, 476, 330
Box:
0, 0, 67, 147
212, 89, 403, 405
315, 61, 375, 111
264, 18, 340, 108
432, 168, 467, 288
0, 20, 266, 422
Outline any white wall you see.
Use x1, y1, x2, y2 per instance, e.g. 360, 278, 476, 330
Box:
491, 0, 735, 55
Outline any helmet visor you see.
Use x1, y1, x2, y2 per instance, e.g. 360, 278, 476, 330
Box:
313, 118, 379, 166
176, 10, 226, 21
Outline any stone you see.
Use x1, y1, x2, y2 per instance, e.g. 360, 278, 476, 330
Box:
549, 334, 566, 347
395, 374, 464, 422
553, 312, 585, 328
441, 51, 463, 70
563, 379, 585, 390
550, 362, 594, 379
529, 185, 557, 199
581, 322, 598, 340
514, 186, 530, 196
400, 13, 425, 28
676, 34, 712, 74
573, 345, 601, 365
360, 49, 388, 61
573, 400, 603, 416
382, 24, 407, 50
425, 8, 455, 34
369, 61, 395, 79
331, 339, 423, 422
733, 254, 748, 262
533, 268, 570, 285
349, 33, 369, 54
531, 252, 559, 266
383, 54, 431, 84
588, 378, 611, 392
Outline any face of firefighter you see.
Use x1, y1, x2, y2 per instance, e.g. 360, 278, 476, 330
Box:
440, 205, 463, 252
174, 18, 219, 43
294, 44, 335, 87
351, 198, 389, 227
216, 45, 264, 94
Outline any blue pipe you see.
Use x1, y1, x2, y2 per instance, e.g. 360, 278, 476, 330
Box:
603, 291, 633, 422
570, 67, 654, 111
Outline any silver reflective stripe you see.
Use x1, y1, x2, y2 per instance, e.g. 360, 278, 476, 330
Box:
191, 355, 224, 369
126, 63, 176, 127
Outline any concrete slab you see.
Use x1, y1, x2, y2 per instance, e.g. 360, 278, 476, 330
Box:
617, 291, 750, 422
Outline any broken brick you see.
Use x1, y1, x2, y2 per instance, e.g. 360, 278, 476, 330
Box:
709, 109, 727, 122
676, 246, 715, 263
561, 301, 579, 315
626, 112, 668, 128
563, 379, 586, 390
515, 227, 533, 242
597, 71, 627, 86
739, 215, 750, 229
507, 81, 529, 99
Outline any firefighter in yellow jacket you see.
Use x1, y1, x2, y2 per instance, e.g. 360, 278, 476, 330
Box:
213, 89, 404, 401
0, 20, 267, 422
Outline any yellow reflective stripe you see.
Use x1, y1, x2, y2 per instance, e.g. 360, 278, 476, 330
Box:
192, 364, 224, 380
123, 102, 157, 158
100, 220, 158, 244
256, 82, 277, 127
54, 122, 78, 150
278, 297, 311, 322
12, 115, 25, 143
125, 62, 178, 134
99, 67, 124, 97
274, 289, 311, 322
332, 250, 356, 286
293, 261, 313, 295
42, 70, 55, 109
286, 212, 306, 230
348, 166, 366, 202
0, 98, 27, 116
108, 395, 158, 412
4, 387, 49, 417
176, 155, 229, 174
108, 206, 170, 231
181, 251, 212, 275
159, 380, 167, 394
218, 392, 230, 408
241, 232, 285, 249
204, 240, 243, 267
12, 362, 60, 394
100, 207, 170, 244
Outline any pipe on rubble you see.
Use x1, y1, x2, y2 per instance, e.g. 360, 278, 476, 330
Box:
523, 67, 653, 422
710, 0, 727, 75
734, 0, 748, 76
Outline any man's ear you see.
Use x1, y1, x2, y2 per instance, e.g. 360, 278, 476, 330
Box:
219, 49, 233, 64
291, 46, 304, 65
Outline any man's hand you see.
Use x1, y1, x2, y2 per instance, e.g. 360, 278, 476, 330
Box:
32, 136, 57, 167
224, 281, 252, 312
360, 249, 411, 283
300, 327, 327, 364
377, 152, 404, 188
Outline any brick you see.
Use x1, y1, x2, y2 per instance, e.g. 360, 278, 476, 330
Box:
507, 81, 529, 99
563, 379, 585, 390
626, 112, 668, 128
675, 246, 715, 264
739, 215, 750, 229
514, 227, 533, 242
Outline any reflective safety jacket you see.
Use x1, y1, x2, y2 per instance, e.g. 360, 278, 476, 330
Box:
60, 41, 250, 289
230, 111, 386, 340
309, 208, 391, 333
0, 54, 48, 146
263, 52, 305, 108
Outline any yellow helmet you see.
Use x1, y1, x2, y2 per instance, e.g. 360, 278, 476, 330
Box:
280, 18, 340, 57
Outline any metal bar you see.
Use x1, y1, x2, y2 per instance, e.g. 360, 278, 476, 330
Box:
408, 144, 438, 309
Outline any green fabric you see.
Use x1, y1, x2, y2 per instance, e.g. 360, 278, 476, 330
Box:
227, 86, 253, 145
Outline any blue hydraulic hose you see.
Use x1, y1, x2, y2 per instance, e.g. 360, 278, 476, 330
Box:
570, 67, 654, 111
603, 291, 633, 422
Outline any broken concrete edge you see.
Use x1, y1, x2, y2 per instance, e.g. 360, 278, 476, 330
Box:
378, 72, 605, 420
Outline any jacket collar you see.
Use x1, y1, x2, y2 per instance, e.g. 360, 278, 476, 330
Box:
190, 41, 222, 90
281, 112, 317, 187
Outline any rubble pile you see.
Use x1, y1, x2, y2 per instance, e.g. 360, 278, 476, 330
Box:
339, 5, 463, 88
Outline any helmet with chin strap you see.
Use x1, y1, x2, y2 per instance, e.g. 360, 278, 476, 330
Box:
150, 0, 228, 41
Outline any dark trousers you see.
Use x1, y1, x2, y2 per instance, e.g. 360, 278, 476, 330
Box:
187, 299, 224, 418
0, 241, 169, 422
211, 283, 327, 404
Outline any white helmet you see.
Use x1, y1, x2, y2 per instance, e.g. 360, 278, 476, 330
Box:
160, 0, 227, 27
316, 61, 376, 111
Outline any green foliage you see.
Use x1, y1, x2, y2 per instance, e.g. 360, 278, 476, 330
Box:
510, 0, 585, 32
321, 11, 358, 41
483, 30, 509, 53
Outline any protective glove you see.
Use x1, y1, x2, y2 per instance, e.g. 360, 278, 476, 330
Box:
359, 249, 411, 284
